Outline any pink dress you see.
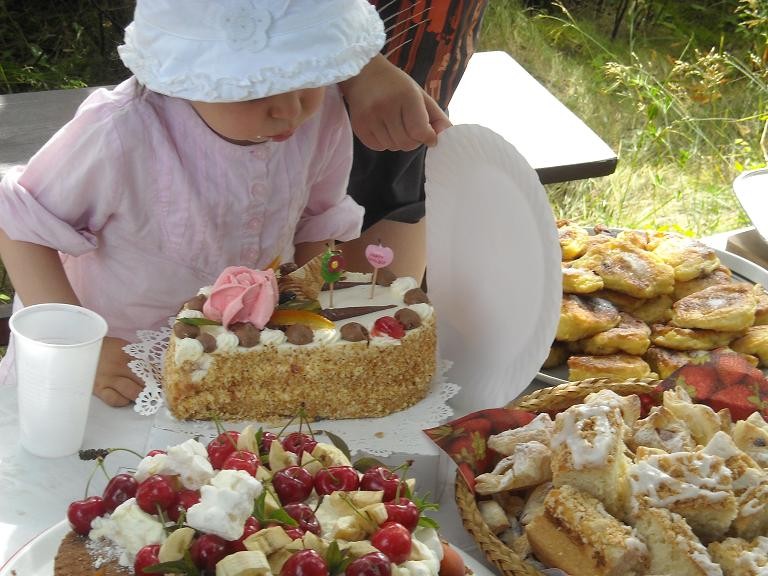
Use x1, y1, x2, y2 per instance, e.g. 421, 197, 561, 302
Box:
0, 78, 363, 384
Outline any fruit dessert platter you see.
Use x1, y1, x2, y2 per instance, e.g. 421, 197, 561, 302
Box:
57, 424, 468, 576
427, 352, 768, 575
549, 222, 768, 382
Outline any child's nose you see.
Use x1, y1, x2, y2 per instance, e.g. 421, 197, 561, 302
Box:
268, 92, 302, 121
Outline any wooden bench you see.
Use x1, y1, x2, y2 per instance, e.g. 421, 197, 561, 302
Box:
447, 51, 617, 183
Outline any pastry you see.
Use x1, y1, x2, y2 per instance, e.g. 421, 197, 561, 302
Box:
709, 536, 768, 576
633, 506, 723, 576
556, 294, 621, 342
580, 312, 651, 355
567, 353, 655, 381
671, 283, 760, 332
525, 485, 649, 576
550, 402, 631, 518
571, 238, 676, 299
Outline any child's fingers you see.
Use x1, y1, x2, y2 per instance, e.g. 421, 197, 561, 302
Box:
94, 379, 134, 407
94, 375, 143, 406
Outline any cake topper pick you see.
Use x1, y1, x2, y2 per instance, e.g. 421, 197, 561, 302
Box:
321, 240, 345, 308
365, 241, 394, 299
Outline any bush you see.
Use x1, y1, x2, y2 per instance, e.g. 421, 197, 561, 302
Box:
0, 0, 132, 94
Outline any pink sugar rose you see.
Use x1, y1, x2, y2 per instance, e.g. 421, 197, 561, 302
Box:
203, 266, 279, 329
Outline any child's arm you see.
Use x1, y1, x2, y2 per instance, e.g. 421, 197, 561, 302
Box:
339, 54, 451, 152
0, 229, 144, 407
0, 229, 79, 305
294, 240, 330, 267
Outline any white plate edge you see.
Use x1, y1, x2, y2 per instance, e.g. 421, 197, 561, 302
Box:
0, 520, 496, 576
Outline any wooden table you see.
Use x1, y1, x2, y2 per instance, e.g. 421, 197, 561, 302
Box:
447, 51, 618, 184
0, 52, 617, 185
0, 86, 106, 178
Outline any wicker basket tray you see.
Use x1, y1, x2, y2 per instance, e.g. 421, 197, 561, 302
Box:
453, 377, 662, 576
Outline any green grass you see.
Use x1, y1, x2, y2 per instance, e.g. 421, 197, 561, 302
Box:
479, 0, 768, 236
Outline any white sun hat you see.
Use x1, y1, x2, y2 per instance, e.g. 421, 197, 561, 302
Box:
118, 0, 386, 103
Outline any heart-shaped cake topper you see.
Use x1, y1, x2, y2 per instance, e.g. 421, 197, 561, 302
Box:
365, 242, 394, 299
365, 243, 394, 269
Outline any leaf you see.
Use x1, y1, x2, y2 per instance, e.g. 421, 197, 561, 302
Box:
177, 317, 221, 326
353, 456, 386, 473
142, 552, 200, 575
417, 515, 440, 530
325, 540, 352, 575
268, 507, 299, 527
321, 430, 351, 462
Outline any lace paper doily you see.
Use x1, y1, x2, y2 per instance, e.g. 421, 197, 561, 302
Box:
124, 320, 459, 456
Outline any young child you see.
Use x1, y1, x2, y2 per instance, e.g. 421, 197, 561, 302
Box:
0, 0, 385, 407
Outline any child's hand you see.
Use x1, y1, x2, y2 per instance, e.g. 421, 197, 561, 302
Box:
93, 337, 145, 407
340, 54, 452, 152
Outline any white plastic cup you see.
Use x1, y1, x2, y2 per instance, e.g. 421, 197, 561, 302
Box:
10, 303, 108, 458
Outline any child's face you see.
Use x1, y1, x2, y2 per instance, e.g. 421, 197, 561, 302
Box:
190, 87, 326, 144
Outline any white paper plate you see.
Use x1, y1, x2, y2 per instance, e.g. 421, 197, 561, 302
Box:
0, 520, 63, 575
425, 124, 562, 413
537, 246, 768, 386
0, 520, 495, 576
734, 168, 768, 243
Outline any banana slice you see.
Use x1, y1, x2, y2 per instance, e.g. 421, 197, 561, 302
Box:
268, 441, 298, 472
215, 550, 272, 576
237, 425, 260, 454
158, 526, 195, 563
311, 442, 352, 468
244, 526, 293, 555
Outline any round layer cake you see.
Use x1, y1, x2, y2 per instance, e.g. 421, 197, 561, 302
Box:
163, 270, 437, 420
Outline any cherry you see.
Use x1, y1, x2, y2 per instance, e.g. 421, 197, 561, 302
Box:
281, 432, 317, 457
272, 466, 314, 504
285, 527, 305, 540
283, 502, 320, 535
371, 522, 412, 564
67, 496, 106, 535
168, 488, 201, 522
230, 516, 262, 552
280, 549, 329, 576
222, 450, 260, 476
371, 316, 405, 339
207, 431, 240, 469
146, 449, 166, 457
190, 533, 229, 572
384, 498, 420, 532
102, 473, 138, 513
135, 474, 178, 515
261, 431, 278, 454
134, 544, 161, 576
314, 466, 360, 496
345, 551, 392, 576
360, 467, 403, 501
